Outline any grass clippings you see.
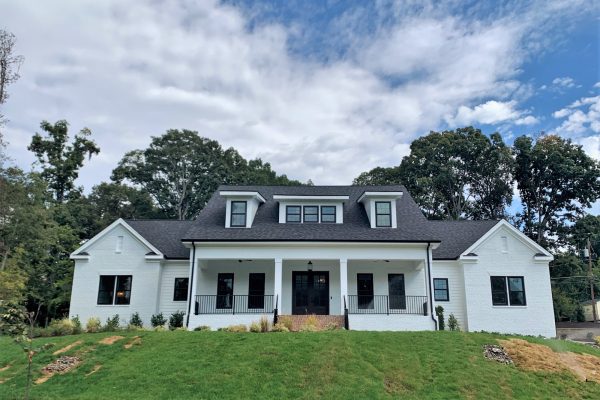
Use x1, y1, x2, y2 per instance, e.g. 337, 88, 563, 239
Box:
53, 340, 83, 356
0, 364, 10, 372
98, 335, 124, 345
124, 336, 142, 349
85, 364, 102, 377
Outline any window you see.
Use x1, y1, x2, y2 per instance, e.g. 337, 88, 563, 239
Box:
388, 274, 406, 309
433, 278, 449, 301
116, 236, 123, 253
321, 206, 336, 223
173, 278, 189, 301
490, 276, 526, 306
230, 201, 247, 227
216, 273, 234, 309
97, 275, 132, 305
286, 205, 301, 223
303, 206, 319, 223
375, 201, 392, 227
357, 273, 374, 309
248, 273, 265, 309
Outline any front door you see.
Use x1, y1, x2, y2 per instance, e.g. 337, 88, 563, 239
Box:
292, 271, 329, 315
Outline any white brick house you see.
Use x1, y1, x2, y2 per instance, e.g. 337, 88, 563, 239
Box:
69, 185, 556, 337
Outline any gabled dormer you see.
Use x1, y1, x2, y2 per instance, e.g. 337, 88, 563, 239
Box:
220, 191, 266, 228
273, 195, 348, 224
357, 191, 403, 228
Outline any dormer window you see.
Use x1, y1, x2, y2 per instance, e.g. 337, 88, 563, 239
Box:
230, 201, 247, 227
286, 206, 301, 223
375, 201, 392, 227
321, 206, 336, 223
303, 206, 318, 223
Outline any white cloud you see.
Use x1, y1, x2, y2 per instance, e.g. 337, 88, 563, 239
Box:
0, 0, 594, 187
552, 76, 577, 88
514, 115, 539, 125
594, 82, 600, 89
552, 95, 600, 135
578, 136, 600, 160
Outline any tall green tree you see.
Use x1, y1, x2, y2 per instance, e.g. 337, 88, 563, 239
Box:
112, 129, 300, 219
28, 120, 100, 203
354, 127, 514, 220
513, 135, 600, 245
0, 29, 24, 130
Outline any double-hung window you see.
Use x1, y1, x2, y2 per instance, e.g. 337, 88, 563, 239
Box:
173, 277, 189, 301
320, 206, 336, 223
433, 278, 449, 301
375, 201, 392, 227
286, 206, 301, 223
230, 201, 247, 227
303, 206, 319, 223
97, 275, 132, 305
490, 276, 526, 306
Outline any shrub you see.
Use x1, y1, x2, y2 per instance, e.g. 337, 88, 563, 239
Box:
225, 324, 248, 332
448, 314, 460, 331
250, 322, 261, 333
324, 322, 339, 331
271, 322, 289, 332
71, 315, 83, 334
129, 312, 143, 328
86, 317, 101, 333
32, 327, 53, 338
168, 311, 185, 330
299, 324, 318, 332
595, 336, 600, 346
278, 315, 293, 331
49, 318, 75, 336
305, 314, 319, 327
105, 314, 120, 331
153, 325, 167, 332
259, 315, 271, 332
151, 313, 167, 328
435, 306, 445, 331
194, 325, 211, 332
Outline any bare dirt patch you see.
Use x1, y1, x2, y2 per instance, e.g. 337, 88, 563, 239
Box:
53, 340, 83, 355
85, 364, 102, 377
0, 364, 10, 372
98, 335, 125, 345
35, 356, 81, 385
124, 336, 142, 349
499, 339, 600, 382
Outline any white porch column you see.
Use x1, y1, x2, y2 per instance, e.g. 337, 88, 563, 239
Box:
339, 258, 348, 315
274, 258, 283, 312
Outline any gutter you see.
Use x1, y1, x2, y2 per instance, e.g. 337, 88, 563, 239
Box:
426, 242, 438, 330
185, 241, 196, 328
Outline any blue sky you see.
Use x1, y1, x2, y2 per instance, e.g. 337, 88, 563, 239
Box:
1, 0, 599, 213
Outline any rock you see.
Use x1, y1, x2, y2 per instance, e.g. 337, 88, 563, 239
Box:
483, 344, 513, 365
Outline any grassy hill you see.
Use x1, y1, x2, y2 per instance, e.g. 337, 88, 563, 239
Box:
1, 330, 600, 399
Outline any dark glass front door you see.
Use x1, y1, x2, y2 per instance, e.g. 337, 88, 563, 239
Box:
216, 273, 234, 309
292, 271, 329, 315
388, 274, 406, 309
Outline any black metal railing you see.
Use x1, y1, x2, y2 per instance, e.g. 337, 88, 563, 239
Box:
194, 295, 274, 315
343, 296, 349, 329
347, 295, 428, 315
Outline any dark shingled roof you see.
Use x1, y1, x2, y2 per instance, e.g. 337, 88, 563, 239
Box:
121, 186, 501, 260
183, 185, 442, 243
125, 219, 194, 259
429, 220, 500, 259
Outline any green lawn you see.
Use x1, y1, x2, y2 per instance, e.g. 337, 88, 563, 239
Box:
1, 330, 600, 399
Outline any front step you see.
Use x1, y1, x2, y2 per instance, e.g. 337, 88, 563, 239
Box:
278, 315, 345, 331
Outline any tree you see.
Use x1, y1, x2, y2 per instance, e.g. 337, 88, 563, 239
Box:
112, 129, 300, 219
0, 29, 24, 129
28, 120, 100, 203
513, 135, 600, 245
353, 127, 514, 220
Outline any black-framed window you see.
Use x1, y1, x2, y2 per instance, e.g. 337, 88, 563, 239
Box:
97, 275, 132, 305
303, 206, 319, 223
173, 277, 189, 302
490, 276, 526, 306
357, 273, 374, 309
375, 201, 392, 227
286, 205, 301, 223
388, 274, 406, 309
248, 273, 265, 309
433, 278, 449, 301
230, 201, 247, 227
216, 273, 234, 309
321, 206, 336, 223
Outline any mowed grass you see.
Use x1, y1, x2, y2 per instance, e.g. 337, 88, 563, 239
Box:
1, 330, 600, 399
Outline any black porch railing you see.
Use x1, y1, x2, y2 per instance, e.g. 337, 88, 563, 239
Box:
347, 295, 428, 315
194, 295, 274, 315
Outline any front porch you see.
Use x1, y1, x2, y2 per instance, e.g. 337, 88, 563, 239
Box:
187, 254, 435, 331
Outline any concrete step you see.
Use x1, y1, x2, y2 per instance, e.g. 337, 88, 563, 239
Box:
277, 315, 345, 331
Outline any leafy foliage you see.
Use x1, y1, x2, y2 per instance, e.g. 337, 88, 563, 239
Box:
168, 311, 185, 330
129, 312, 143, 328
151, 313, 167, 328
435, 305, 445, 331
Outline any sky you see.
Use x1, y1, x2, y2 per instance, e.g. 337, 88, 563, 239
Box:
1, 1, 599, 205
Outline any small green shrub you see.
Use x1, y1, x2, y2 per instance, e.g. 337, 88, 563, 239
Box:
86, 317, 101, 333
105, 314, 120, 331
278, 315, 293, 331
32, 327, 53, 338
250, 322, 261, 333
49, 318, 75, 336
194, 325, 211, 332
225, 324, 248, 332
271, 322, 289, 332
151, 313, 167, 328
448, 314, 460, 331
259, 315, 271, 332
168, 311, 185, 330
129, 312, 143, 328
71, 315, 82, 334
435, 306, 445, 331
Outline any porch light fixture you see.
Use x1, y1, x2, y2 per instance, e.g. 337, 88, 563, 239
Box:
307, 261, 313, 271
